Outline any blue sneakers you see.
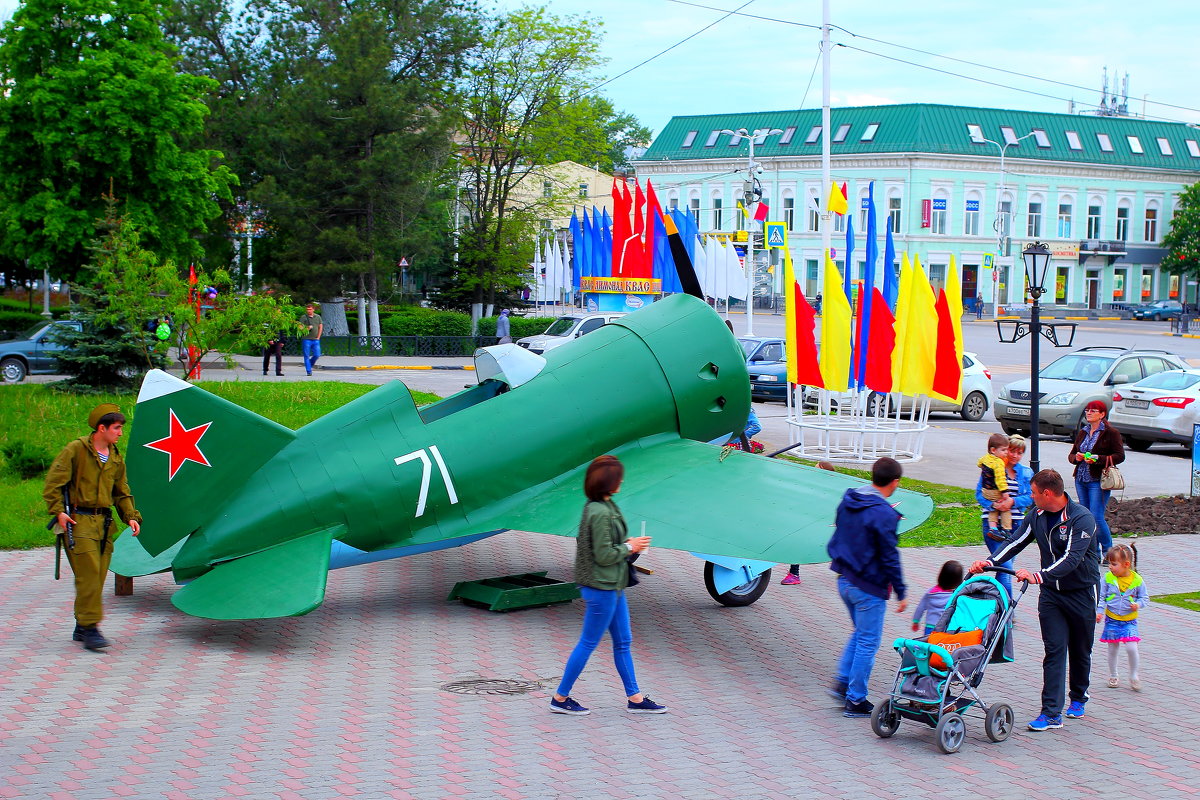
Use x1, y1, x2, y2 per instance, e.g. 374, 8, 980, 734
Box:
549, 696, 590, 716
627, 696, 668, 714
1027, 714, 1063, 731
1065, 701, 1086, 718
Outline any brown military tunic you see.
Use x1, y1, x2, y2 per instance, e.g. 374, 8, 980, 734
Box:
43, 435, 141, 626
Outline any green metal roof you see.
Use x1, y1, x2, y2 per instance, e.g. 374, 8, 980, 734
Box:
640, 103, 1200, 173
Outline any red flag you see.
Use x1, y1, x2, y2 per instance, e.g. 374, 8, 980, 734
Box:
188, 264, 197, 286
792, 283, 823, 387
863, 287, 895, 393
611, 179, 632, 277
629, 183, 647, 276
644, 181, 662, 280
931, 288, 962, 401
841, 182, 849, 205
753, 201, 770, 222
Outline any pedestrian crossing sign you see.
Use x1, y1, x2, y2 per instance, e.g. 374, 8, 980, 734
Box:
983, 253, 994, 268
765, 222, 787, 249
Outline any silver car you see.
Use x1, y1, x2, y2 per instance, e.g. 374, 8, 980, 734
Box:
1110, 369, 1200, 452
994, 346, 1187, 437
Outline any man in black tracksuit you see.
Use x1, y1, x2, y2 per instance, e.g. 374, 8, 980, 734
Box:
969, 468, 1098, 731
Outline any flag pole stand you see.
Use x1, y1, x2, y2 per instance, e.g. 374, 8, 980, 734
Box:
785, 387, 930, 464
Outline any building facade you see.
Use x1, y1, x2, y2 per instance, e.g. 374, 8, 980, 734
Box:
633, 104, 1200, 309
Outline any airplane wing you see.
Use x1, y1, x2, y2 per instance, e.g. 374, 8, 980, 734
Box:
466, 434, 933, 564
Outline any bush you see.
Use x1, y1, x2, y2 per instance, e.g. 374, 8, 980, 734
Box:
477, 315, 554, 339
2, 440, 54, 480
379, 307, 472, 336
0, 310, 48, 333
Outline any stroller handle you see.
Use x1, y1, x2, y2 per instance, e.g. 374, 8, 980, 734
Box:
983, 565, 1017, 576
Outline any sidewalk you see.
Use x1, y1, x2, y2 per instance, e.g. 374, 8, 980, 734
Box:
1, 532, 1196, 798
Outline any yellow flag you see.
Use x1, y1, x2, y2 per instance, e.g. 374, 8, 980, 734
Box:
819, 251, 852, 392
827, 181, 848, 215
945, 256, 965, 402
891, 253, 913, 390
897, 257, 938, 397
785, 248, 798, 386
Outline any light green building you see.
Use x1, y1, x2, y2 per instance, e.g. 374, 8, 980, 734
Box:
634, 104, 1200, 310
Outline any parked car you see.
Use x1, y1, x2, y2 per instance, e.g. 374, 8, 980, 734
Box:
1131, 300, 1184, 321
738, 336, 788, 402
0, 319, 83, 382
993, 346, 1187, 437
1109, 369, 1200, 451
802, 352, 994, 421
516, 312, 626, 355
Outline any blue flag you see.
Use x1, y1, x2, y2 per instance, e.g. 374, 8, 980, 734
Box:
883, 216, 898, 311
855, 183, 878, 388
843, 212, 855, 303
600, 207, 613, 275
569, 211, 583, 288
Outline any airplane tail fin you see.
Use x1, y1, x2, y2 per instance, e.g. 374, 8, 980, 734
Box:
126, 370, 297, 557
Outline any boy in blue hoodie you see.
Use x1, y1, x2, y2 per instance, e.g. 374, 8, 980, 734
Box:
827, 456, 908, 718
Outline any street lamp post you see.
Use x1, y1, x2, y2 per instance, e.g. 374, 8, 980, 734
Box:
973, 131, 1036, 317
1022, 241, 1053, 472
720, 126, 784, 335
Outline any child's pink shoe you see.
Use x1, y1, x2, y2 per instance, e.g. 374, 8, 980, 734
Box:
781, 573, 801, 586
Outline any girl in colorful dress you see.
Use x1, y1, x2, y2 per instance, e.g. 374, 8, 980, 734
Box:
1096, 543, 1149, 691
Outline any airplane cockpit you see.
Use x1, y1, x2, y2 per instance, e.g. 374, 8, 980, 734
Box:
417, 344, 547, 424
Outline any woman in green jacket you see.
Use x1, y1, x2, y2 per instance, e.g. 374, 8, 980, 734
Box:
550, 455, 668, 716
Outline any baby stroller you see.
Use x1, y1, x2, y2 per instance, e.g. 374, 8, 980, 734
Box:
870, 566, 1027, 753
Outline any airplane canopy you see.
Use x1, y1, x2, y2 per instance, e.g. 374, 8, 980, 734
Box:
473, 344, 546, 389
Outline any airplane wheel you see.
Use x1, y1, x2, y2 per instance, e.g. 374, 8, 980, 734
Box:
703, 563, 771, 607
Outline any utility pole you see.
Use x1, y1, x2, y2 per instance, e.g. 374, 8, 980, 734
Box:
973, 130, 1035, 317
819, 0, 832, 294
721, 126, 783, 335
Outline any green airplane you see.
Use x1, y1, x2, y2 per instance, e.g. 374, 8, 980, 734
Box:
112, 293, 932, 620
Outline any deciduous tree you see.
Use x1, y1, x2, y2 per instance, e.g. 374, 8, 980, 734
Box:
1164, 182, 1200, 280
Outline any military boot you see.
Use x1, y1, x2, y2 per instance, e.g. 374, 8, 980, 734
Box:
77, 625, 111, 651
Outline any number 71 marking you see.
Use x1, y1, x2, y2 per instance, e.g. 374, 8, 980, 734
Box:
393, 446, 460, 518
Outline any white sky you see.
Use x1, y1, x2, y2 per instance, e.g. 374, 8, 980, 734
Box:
4, 0, 1198, 135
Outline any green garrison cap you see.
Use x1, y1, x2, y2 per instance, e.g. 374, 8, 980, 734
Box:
88, 403, 121, 429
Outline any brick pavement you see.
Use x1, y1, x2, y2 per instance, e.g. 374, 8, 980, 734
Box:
1, 532, 1197, 799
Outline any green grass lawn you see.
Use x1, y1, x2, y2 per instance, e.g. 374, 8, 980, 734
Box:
1155, 592, 1200, 613
0, 381, 439, 549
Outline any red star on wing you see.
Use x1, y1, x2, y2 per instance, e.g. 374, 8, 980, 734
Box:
144, 409, 213, 481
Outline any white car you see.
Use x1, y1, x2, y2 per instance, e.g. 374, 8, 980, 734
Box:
516, 312, 626, 355
803, 352, 994, 421
1109, 369, 1200, 452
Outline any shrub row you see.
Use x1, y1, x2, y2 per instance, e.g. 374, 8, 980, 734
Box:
0, 310, 50, 333
339, 309, 556, 339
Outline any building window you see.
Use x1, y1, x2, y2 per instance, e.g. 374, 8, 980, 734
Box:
1157, 138, 1173, 156
1097, 133, 1113, 152
833, 124, 851, 143
727, 132, 743, 146
669, 196, 678, 210
1116, 205, 1130, 241
1000, 127, 1019, 145
999, 198, 1013, 238
806, 259, 819, 282
805, 125, 822, 144
783, 197, 795, 230
778, 126, 797, 145
964, 197, 980, 236
1065, 131, 1082, 150
1027, 201, 1043, 237
1057, 203, 1072, 238
1087, 205, 1102, 239
1033, 129, 1051, 148
543, 181, 553, 198
887, 196, 901, 233
737, 204, 745, 229
1127, 136, 1144, 154
579, 183, 588, 199
859, 195, 869, 230
807, 202, 820, 232
704, 130, 721, 147
681, 130, 698, 148
689, 197, 700, 224
1188, 140, 1200, 158
862, 123, 880, 142
833, 210, 845, 233
712, 197, 723, 230
967, 124, 984, 143
928, 264, 947, 291
1145, 206, 1158, 241
931, 197, 947, 235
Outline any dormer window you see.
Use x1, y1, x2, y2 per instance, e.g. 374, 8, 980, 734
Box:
1001, 127, 1019, 145
1065, 131, 1082, 150
1127, 136, 1144, 154
861, 123, 879, 142
1032, 129, 1051, 148
967, 124, 984, 143
805, 125, 822, 144
778, 126, 797, 145
1097, 133, 1114, 152
832, 124, 851, 143
681, 130, 698, 148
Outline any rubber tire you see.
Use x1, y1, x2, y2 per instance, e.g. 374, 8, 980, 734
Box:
935, 712, 966, 754
959, 391, 988, 422
866, 392, 892, 417
1000, 423, 1027, 437
702, 563, 771, 607
1, 357, 27, 383
1127, 438, 1153, 452
870, 699, 901, 738
984, 703, 1014, 743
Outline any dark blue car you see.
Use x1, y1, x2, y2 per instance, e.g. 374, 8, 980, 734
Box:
738, 336, 788, 402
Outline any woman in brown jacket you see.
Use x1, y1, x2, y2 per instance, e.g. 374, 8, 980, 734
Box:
1068, 399, 1124, 555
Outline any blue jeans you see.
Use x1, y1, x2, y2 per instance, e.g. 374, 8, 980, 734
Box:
835, 576, 887, 704
1074, 480, 1113, 556
301, 338, 321, 374
981, 514, 1021, 597
556, 586, 639, 698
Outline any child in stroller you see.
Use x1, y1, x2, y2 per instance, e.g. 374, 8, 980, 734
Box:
869, 566, 1028, 753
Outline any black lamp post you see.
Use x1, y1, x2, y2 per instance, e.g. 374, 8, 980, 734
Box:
1022, 241, 1052, 472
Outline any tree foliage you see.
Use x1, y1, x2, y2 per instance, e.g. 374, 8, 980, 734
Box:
0, 0, 236, 280
1164, 182, 1200, 278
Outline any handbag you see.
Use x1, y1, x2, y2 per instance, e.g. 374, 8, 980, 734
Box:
1100, 456, 1125, 491
626, 552, 641, 587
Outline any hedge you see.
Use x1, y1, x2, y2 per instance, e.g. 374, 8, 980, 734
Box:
478, 315, 554, 339
0, 310, 49, 334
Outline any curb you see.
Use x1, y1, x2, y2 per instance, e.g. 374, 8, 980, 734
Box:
319, 364, 476, 371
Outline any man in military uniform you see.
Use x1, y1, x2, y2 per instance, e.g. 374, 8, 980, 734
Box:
43, 403, 143, 651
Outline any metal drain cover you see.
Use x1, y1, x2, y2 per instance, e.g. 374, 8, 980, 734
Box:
439, 678, 546, 696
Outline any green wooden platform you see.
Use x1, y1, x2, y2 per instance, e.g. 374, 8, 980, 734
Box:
447, 571, 581, 612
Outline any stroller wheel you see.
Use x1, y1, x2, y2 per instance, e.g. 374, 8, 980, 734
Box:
985, 703, 1015, 742
870, 699, 900, 738
935, 712, 966, 754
